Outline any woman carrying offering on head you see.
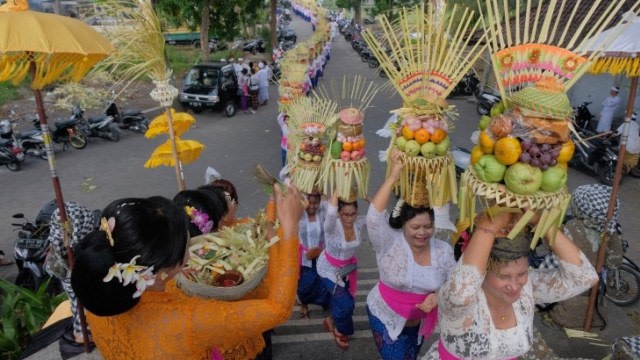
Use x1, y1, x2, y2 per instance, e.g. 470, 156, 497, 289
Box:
71, 185, 304, 360
316, 191, 366, 350
297, 192, 331, 319
421, 210, 598, 359
367, 149, 455, 359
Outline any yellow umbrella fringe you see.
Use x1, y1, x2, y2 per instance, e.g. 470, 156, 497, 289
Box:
144, 138, 204, 168
145, 109, 195, 138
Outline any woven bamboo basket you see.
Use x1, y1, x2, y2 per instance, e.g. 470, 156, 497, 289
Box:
322, 158, 370, 201
176, 265, 268, 301
337, 123, 363, 137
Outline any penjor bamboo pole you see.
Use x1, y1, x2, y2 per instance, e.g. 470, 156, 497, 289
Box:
164, 107, 186, 191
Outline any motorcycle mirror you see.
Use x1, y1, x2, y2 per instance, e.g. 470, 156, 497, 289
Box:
12, 213, 25, 219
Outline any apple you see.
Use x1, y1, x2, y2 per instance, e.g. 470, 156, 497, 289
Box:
405, 140, 421, 157
479, 115, 491, 130
473, 155, 506, 183
304, 153, 313, 162
340, 151, 351, 161
504, 162, 543, 195
351, 150, 361, 161
420, 142, 436, 157
313, 155, 322, 162
490, 101, 506, 117
396, 137, 408, 152
434, 136, 450, 156
540, 165, 567, 192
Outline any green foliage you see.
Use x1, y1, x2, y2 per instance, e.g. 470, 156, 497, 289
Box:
0, 82, 22, 107
0, 278, 67, 360
369, 0, 420, 20
165, 46, 204, 78
257, 26, 271, 47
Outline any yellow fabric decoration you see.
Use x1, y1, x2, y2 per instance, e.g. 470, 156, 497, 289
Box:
145, 108, 195, 138
144, 137, 204, 168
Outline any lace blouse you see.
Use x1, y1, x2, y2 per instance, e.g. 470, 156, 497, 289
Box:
298, 200, 327, 268
85, 228, 299, 360
366, 205, 455, 341
422, 252, 598, 360
316, 203, 366, 286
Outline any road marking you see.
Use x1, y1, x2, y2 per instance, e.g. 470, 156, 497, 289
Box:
272, 329, 373, 344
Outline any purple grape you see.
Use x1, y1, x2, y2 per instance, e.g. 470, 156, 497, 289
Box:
541, 143, 551, 152
519, 152, 531, 163
550, 150, 560, 159
529, 146, 541, 157
540, 163, 549, 170
531, 158, 540, 167
550, 159, 557, 166
521, 140, 532, 151
540, 153, 552, 164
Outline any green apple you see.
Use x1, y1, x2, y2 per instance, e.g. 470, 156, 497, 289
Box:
479, 115, 491, 130
405, 140, 421, 157
396, 137, 408, 152
434, 137, 450, 156
420, 142, 436, 157
504, 162, 543, 195
473, 155, 506, 183
304, 153, 313, 162
331, 141, 343, 160
540, 165, 567, 192
490, 101, 506, 117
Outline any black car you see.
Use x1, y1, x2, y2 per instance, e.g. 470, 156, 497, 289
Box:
179, 63, 239, 117
277, 28, 297, 43
235, 39, 265, 54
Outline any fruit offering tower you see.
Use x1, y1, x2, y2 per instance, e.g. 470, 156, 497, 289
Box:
287, 96, 338, 193
363, 3, 486, 207
459, 0, 634, 244
319, 76, 378, 201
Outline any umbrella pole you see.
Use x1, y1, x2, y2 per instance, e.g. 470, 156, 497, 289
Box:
584, 76, 638, 331
164, 108, 186, 191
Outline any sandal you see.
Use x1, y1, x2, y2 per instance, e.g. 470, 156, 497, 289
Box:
332, 329, 349, 350
322, 318, 334, 333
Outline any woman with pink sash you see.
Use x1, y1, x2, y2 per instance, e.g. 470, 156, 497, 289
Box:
316, 192, 366, 350
366, 151, 455, 359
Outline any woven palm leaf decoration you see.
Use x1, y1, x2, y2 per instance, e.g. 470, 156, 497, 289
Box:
316, 76, 378, 201
362, 3, 487, 207
458, 0, 640, 246
287, 96, 338, 194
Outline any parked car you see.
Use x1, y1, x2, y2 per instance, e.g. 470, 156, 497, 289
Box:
234, 38, 265, 54
179, 63, 239, 117
193, 37, 227, 52
164, 32, 200, 46
277, 28, 297, 43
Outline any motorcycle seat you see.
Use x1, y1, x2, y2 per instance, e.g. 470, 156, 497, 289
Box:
54, 119, 78, 128
123, 109, 141, 116
88, 115, 109, 124
0, 138, 11, 146
18, 130, 39, 138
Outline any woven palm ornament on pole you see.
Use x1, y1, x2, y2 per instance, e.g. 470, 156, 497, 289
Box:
96, 0, 204, 191
457, 0, 640, 247
362, 3, 486, 208
316, 76, 377, 202
286, 96, 338, 194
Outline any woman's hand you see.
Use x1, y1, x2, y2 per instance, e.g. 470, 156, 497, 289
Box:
388, 149, 404, 182
274, 185, 304, 240
416, 293, 437, 313
476, 210, 513, 235
305, 247, 322, 260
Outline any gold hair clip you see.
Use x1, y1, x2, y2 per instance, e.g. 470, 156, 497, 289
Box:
100, 217, 116, 247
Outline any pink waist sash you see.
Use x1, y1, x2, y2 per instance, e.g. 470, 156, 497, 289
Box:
378, 281, 437, 339
438, 340, 515, 360
324, 251, 357, 296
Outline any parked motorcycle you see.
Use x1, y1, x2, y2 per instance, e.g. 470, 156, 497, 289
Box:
574, 101, 595, 131
11, 200, 58, 292
476, 92, 502, 116
33, 110, 88, 150
0, 119, 47, 160
450, 72, 481, 98
76, 105, 122, 142
0, 140, 23, 171
104, 102, 149, 134
569, 129, 619, 185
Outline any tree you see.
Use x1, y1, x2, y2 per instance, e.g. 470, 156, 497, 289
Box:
270, 0, 277, 49
335, 0, 361, 24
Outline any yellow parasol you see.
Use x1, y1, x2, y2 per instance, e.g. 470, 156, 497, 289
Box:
145, 109, 196, 138
144, 138, 205, 168
0, 0, 115, 351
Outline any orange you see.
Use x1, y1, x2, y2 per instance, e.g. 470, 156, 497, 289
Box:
431, 128, 447, 144
342, 142, 353, 152
401, 125, 415, 140
359, 138, 366, 149
479, 130, 495, 154
471, 145, 484, 165
557, 141, 575, 164
351, 140, 362, 151
494, 137, 522, 165
414, 128, 431, 144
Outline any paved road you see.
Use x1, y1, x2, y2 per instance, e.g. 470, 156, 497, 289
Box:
7, 13, 640, 360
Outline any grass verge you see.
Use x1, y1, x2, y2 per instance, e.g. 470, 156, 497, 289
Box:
0, 82, 22, 107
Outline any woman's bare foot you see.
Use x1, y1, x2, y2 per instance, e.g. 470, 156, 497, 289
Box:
300, 304, 310, 319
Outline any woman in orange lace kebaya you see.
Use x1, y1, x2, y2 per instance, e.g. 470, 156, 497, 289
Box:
71, 186, 303, 360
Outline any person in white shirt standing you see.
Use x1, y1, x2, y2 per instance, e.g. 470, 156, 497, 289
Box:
257, 61, 270, 106
597, 86, 622, 133
615, 112, 640, 174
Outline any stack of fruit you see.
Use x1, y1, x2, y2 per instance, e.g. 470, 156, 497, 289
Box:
394, 115, 451, 158
330, 108, 366, 162
471, 103, 574, 195
298, 123, 327, 164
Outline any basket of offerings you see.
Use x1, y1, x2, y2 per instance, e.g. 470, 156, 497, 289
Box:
176, 212, 277, 301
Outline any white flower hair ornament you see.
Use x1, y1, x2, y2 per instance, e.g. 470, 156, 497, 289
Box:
103, 255, 156, 299
392, 199, 405, 219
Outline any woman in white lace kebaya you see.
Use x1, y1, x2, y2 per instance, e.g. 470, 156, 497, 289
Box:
422, 211, 598, 360
316, 192, 366, 350
366, 150, 455, 359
